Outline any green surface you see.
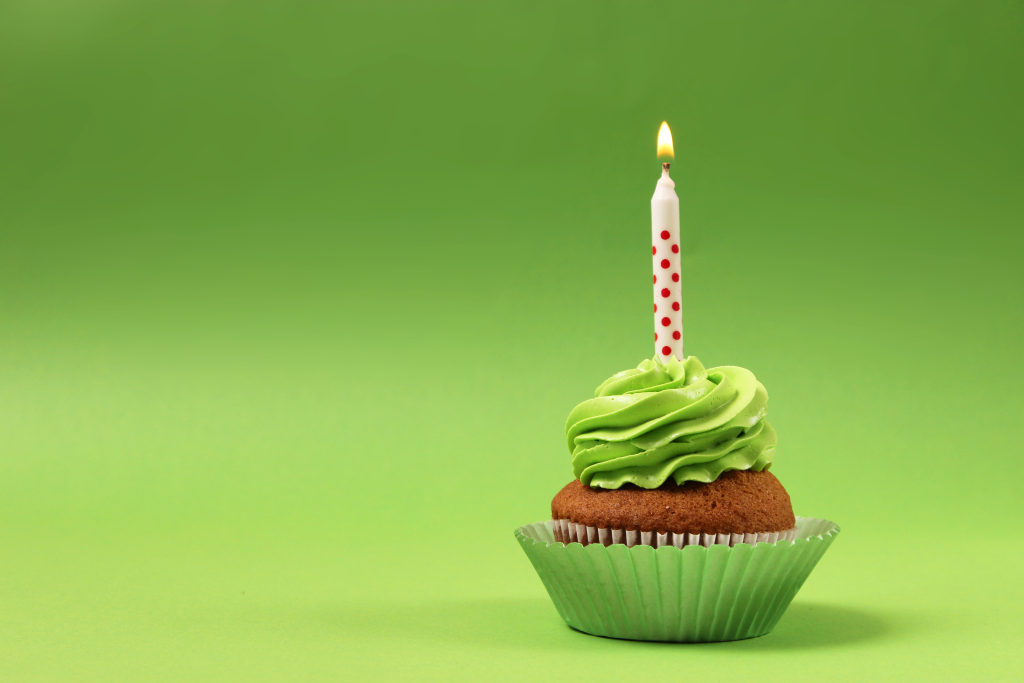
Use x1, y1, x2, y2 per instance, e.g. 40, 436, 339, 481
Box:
1, 1, 1022, 680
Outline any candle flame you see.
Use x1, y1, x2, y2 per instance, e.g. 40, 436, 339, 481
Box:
657, 121, 674, 159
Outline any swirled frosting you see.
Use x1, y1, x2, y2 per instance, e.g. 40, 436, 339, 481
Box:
565, 356, 776, 490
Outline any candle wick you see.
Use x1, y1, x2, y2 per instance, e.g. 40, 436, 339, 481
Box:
662, 162, 671, 173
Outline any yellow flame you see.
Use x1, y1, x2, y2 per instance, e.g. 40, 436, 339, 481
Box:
657, 121, 674, 158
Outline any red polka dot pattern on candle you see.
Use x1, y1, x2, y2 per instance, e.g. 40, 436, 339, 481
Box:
653, 216, 682, 359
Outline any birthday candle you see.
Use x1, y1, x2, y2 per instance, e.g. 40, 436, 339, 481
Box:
651, 122, 683, 361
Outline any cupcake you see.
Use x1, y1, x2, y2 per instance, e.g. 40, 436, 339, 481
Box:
515, 354, 838, 642
515, 124, 836, 642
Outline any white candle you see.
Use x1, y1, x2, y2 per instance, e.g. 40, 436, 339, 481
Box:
652, 122, 683, 361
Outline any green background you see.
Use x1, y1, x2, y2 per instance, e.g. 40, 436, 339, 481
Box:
1, 1, 1022, 680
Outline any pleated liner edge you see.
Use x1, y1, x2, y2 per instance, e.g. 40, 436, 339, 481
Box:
515, 516, 839, 642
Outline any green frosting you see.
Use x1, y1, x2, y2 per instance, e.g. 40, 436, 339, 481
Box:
565, 356, 777, 490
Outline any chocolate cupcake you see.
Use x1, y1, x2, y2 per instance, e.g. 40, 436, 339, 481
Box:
515, 128, 836, 642
551, 355, 796, 548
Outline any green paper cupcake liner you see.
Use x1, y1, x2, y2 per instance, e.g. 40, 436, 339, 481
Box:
515, 516, 838, 642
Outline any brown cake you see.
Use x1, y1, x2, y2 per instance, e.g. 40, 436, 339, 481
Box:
551, 470, 795, 544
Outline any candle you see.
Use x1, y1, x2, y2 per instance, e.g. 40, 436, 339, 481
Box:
652, 121, 683, 361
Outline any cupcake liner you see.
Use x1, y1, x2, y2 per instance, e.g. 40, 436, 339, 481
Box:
551, 517, 798, 548
515, 516, 838, 642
